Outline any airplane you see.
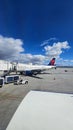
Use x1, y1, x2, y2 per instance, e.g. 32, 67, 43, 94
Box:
17, 58, 56, 76
0, 58, 56, 77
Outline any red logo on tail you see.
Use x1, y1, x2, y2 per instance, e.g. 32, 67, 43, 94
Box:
49, 58, 55, 65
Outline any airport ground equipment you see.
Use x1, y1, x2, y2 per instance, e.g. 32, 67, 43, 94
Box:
14, 79, 28, 85
5, 75, 19, 83
0, 77, 4, 87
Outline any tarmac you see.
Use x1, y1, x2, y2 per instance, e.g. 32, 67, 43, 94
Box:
0, 67, 73, 130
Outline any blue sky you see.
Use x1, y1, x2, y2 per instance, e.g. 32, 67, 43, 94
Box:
0, 0, 73, 65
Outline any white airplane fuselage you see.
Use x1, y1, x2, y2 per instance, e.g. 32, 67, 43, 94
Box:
16, 63, 54, 71
0, 59, 56, 76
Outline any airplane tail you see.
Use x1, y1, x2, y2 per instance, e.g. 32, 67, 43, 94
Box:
48, 58, 56, 66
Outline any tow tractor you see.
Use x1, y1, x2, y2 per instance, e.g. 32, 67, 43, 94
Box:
14, 79, 28, 85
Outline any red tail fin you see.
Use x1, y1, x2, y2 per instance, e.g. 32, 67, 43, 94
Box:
48, 58, 55, 65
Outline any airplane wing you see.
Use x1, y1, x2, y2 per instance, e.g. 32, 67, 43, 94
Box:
6, 91, 73, 130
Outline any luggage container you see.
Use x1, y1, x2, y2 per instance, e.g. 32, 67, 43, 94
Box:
0, 77, 4, 87
5, 75, 19, 83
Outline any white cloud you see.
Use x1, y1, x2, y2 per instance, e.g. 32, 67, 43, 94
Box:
0, 35, 45, 64
0, 35, 72, 65
40, 37, 57, 47
13, 54, 45, 65
56, 59, 73, 66
0, 35, 24, 60
44, 41, 70, 59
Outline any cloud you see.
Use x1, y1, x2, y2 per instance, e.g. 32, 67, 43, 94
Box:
13, 54, 45, 65
57, 59, 73, 66
40, 37, 57, 47
0, 35, 45, 64
44, 41, 70, 59
0, 35, 24, 60
0, 35, 72, 65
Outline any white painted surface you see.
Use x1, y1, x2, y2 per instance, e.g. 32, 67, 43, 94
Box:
6, 91, 73, 130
